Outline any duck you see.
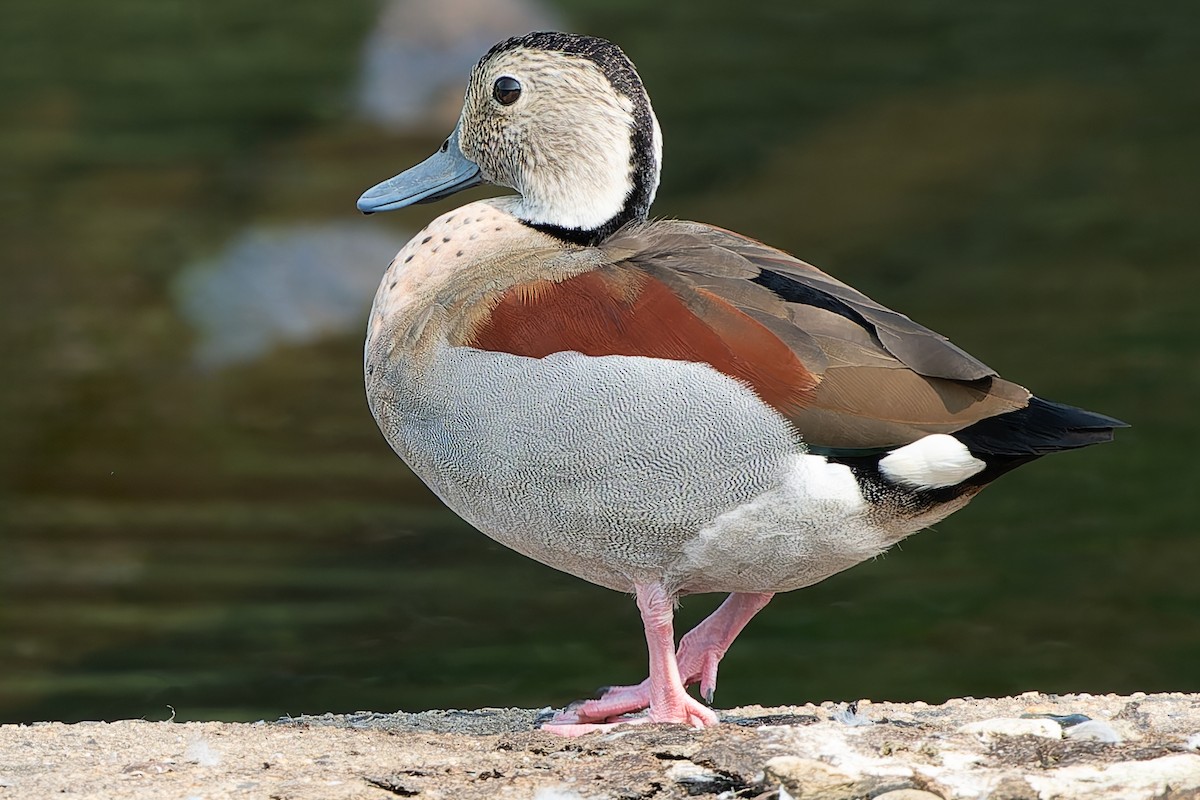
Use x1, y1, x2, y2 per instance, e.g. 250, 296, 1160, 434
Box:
356, 31, 1125, 735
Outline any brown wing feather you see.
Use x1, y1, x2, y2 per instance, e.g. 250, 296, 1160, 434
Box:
466, 266, 820, 413
603, 221, 1031, 450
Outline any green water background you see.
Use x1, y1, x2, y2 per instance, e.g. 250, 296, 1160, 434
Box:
1, 0, 1197, 723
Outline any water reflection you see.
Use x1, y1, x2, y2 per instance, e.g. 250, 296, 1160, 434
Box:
176, 222, 409, 367
357, 0, 561, 131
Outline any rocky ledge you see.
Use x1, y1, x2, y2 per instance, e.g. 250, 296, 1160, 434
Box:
2, 693, 1198, 799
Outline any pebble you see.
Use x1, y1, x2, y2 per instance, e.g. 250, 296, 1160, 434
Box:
1064, 720, 1123, 743
762, 756, 915, 799
764, 756, 857, 799
874, 791, 944, 800
959, 717, 1063, 740
665, 760, 722, 785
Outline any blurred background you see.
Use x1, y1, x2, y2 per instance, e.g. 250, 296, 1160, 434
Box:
1, 0, 1197, 724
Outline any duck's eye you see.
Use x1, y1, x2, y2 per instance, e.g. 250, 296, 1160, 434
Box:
493, 76, 521, 106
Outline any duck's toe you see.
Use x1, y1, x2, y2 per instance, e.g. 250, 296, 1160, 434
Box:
541, 691, 718, 736
647, 691, 719, 728
551, 681, 653, 724
540, 715, 650, 737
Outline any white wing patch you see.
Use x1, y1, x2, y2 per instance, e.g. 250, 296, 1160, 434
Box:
879, 434, 986, 490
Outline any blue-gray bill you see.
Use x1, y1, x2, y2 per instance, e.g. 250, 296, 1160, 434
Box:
357, 129, 482, 214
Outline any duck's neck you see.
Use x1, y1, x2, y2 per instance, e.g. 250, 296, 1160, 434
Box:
518, 101, 662, 247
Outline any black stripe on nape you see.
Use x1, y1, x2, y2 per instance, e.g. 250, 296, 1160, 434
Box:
490, 32, 658, 247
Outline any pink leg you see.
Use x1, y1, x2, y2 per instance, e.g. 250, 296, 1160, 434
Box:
550, 591, 773, 727
542, 583, 720, 736
678, 591, 774, 702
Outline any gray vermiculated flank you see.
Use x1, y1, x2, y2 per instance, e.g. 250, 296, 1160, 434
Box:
369, 342, 797, 593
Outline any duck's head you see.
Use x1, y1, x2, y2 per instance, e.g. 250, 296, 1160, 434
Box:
357, 32, 662, 245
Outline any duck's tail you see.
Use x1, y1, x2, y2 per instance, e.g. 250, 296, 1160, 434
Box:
957, 396, 1128, 457
936, 396, 1127, 490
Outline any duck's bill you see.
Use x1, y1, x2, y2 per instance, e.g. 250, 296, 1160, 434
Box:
357, 130, 483, 214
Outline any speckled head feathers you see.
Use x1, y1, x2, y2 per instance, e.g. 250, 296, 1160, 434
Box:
480, 32, 647, 102
456, 32, 663, 244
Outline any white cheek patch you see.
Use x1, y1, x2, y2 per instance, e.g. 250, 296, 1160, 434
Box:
878, 434, 987, 490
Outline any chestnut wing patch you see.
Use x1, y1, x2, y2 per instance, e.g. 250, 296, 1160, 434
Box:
605, 220, 1034, 451
466, 268, 819, 414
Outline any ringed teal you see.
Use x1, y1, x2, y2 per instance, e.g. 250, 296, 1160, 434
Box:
357, 32, 1125, 735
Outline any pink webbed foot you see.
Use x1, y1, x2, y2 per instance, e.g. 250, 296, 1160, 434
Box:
539, 717, 650, 736
546, 591, 774, 729
548, 681, 651, 726
546, 682, 717, 733
542, 584, 743, 736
